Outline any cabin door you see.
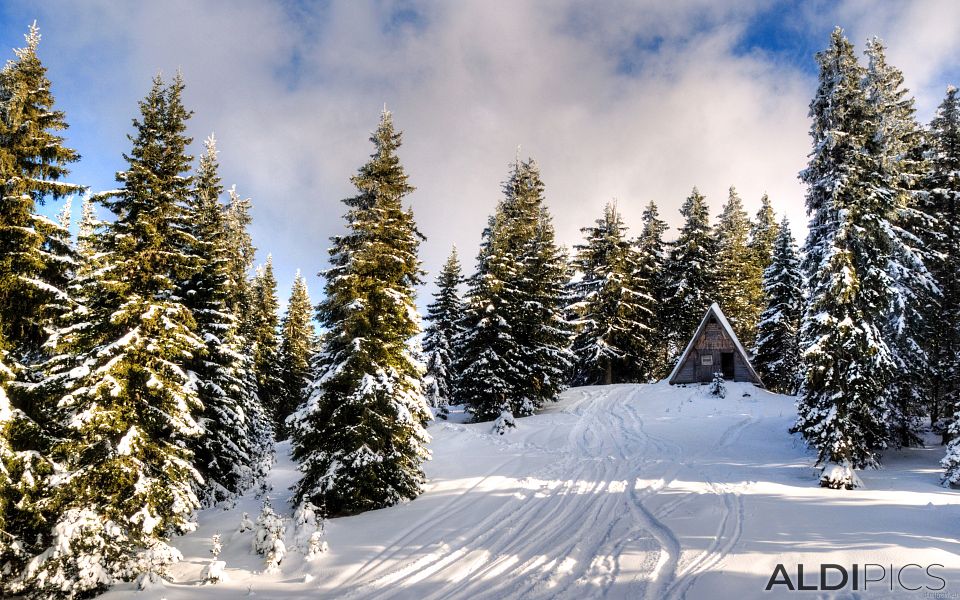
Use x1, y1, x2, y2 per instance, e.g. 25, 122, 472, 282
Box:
721, 352, 735, 380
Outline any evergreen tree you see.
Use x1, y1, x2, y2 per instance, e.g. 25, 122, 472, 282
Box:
277, 271, 314, 438
753, 218, 803, 394
289, 110, 430, 517
250, 256, 283, 422
634, 200, 669, 377
713, 186, 764, 345
864, 38, 937, 449
222, 187, 273, 482
930, 87, 960, 485
457, 158, 572, 421
0, 23, 82, 365
0, 26, 82, 593
21, 75, 205, 595
182, 135, 264, 505
662, 187, 716, 359
569, 202, 651, 385
423, 247, 464, 411
748, 193, 780, 272
793, 29, 898, 489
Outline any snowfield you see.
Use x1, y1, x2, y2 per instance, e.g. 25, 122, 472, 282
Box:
105, 383, 960, 599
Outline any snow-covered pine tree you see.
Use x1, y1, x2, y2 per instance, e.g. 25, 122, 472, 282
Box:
863, 38, 938, 449
277, 271, 314, 438
662, 187, 716, 359
18, 75, 206, 595
634, 200, 670, 378
794, 29, 898, 489
713, 186, 764, 346
0, 23, 82, 366
457, 157, 572, 420
181, 135, 263, 505
454, 213, 519, 419
748, 193, 780, 273
0, 25, 82, 591
423, 247, 464, 411
289, 109, 430, 517
569, 202, 651, 385
250, 256, 284, 423
222, 187, 274, 482
753, 218, 803, 394
930, 87, 960, 484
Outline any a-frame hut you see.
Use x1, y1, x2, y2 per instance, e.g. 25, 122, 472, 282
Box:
668, 303, 763, 386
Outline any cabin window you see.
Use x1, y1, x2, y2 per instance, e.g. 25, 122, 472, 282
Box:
701, 354, 713, 366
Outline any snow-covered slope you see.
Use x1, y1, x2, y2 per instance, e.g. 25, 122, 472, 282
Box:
104, 382, 960, 599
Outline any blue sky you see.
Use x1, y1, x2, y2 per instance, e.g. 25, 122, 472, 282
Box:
2, 0, 959, 309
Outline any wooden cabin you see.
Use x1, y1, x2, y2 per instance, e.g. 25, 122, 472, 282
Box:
668, 303, 763, 386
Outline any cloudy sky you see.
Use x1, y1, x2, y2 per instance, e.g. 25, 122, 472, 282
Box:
3, 0, 960, 308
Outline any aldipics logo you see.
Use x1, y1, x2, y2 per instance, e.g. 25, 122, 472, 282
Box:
765, 563, 947, 593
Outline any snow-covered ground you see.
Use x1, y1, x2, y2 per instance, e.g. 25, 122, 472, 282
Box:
105, 382, 960, 599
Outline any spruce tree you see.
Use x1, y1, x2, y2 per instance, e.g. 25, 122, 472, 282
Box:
249, 256, 283, 422
662, 187, 716, 359
21, 75, 205, 594
182, 135, 264, 504
289, 110, 430, 516
713, 186, 764, 345
423, 247, 464, 412
748, 193, 780, 273
0, 25, 82, 593
793, 29, 898, 489
930, 87, 960, 484
457, 158, 572, 421
222, 187, 273, 480
569, 202, 651, 385
0, 23, 82, 365
634, 200, 669, 377
277, 271, 314, 438
864, 38, 937, 449
753, 218, 803, 394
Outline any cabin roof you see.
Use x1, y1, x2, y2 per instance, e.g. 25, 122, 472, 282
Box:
667, 303, 763, 385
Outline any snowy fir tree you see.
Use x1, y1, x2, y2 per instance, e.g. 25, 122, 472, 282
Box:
277, 271, 315, 438
289, 109, 431, 517
713, 186, 764, 345
662, 187, 716, 359
250, 255, 284, 423
753, 219, 803, 394
863, 37, 937, 449
17, 75, 206, 595
634, 200, 670, 377
0, 23, 82, 366
181, 135, 266, 505
0, 25, 83, 593
748, 193, 780, 274
931, 87, 960, 484
456, 157, 572, 421
569, 202, 651, 385
422, 247, 464, 412
793, 29, 899, 489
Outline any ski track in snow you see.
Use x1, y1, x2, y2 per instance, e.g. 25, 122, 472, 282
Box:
114, 382, 960, 600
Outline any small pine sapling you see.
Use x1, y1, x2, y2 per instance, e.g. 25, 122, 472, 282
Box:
253, 501, 286, 573
239, 512, 254, 533
293, 501, 330, 560
710, 372, 726, 398
201, 533, 227, 584
492, 408, 516, 435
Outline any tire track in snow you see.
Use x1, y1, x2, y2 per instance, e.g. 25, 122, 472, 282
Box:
663, 412, 755, 600
337, 391, 610, 599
